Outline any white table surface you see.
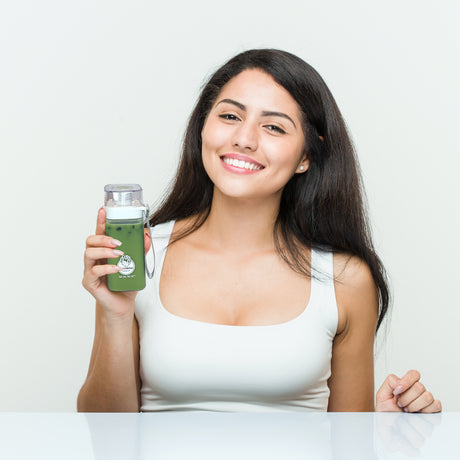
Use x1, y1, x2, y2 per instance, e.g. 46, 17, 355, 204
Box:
0, 411, 456, 459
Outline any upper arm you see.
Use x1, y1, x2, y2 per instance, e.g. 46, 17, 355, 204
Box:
327, 255, 378, 412
132, 315, 141, 409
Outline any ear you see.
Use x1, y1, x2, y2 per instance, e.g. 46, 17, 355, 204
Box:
295, 155, 310, 174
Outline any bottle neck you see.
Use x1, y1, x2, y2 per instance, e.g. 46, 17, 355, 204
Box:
104, 206, 145, 220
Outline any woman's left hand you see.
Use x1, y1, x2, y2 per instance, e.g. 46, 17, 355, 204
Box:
375, 370, 442, 413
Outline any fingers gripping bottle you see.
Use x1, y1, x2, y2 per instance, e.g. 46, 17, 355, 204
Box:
104, 184, 152, 292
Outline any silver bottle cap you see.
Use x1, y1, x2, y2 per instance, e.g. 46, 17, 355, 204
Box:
104, 184, 145, 219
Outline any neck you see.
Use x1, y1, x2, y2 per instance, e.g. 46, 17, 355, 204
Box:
200, 188, 281, 254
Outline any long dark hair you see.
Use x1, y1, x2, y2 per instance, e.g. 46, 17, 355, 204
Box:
149, 48, 390, 332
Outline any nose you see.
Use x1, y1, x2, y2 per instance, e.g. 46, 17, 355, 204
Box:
231, 120, 258, 152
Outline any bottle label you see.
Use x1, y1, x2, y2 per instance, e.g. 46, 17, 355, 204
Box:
117, 254, 136, 276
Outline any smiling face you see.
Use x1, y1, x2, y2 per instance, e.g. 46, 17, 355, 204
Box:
201, 69, 309, 203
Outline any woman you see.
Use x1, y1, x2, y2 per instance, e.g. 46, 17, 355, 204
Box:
78, 49, 441, 413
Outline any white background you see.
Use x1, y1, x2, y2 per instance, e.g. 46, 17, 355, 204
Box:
0, 0, 458, 411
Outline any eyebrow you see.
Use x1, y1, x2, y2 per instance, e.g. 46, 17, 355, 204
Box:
216, 98, 297, 129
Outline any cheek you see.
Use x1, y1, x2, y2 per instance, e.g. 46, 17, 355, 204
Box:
201, 127, 213, 168
201, 119, 224, 152
201, 121, 222, 174
266, 139, 304, 169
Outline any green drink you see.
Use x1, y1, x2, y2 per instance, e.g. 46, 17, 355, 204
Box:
106, 218, 146, 291
104, 184, 148, 292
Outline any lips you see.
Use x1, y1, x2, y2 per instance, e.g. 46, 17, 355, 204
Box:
219, 153, 265, 172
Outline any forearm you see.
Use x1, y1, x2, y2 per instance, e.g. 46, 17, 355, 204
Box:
77, 317, 139, 412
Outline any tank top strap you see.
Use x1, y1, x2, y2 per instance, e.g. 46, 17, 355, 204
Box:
311, 248, 334, 283
151, 220, 175, 291
150, 220, 175, 254
310, 248, 338, 337
135, 221, 175, 321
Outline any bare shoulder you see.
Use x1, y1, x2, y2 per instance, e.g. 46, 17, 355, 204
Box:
333, 253, 378, 336
333, 253, 376, 291
170, 215, 205, 244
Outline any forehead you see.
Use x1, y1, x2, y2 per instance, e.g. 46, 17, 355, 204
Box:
215, 69, 301, 117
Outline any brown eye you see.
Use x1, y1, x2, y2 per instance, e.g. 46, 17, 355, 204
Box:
219, 114, 240, 121
265, 125, 286, 134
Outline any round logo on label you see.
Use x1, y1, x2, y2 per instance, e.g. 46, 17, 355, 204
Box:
117, 254, 135, 275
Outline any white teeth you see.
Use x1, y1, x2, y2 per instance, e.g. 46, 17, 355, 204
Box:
222, 157, 262, 171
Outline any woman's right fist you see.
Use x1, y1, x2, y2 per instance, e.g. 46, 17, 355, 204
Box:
82, 208, 137, 320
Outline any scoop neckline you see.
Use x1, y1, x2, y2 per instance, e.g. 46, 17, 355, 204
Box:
153, 220, 315, 328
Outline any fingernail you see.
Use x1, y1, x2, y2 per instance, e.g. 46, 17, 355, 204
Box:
111, 239, 122, 247
397, 401, 404, 408
112, 250, 124, 257
393, 385, 404, 396
403, 407, 409, 413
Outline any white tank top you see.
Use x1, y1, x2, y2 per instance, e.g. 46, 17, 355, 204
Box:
135, 221, 338, 412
